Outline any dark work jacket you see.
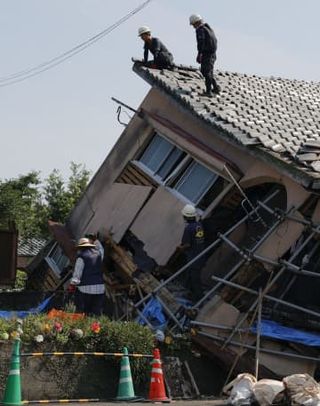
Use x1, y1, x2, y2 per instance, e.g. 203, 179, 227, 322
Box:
196, 23, 217, 55
181, 220, 206, 264
144, 37, 173, 62
77, 248, 103, 286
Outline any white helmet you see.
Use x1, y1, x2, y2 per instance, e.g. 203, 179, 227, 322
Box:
138, 26, 151, 36
182, 204, 197, 218
189, 14, 202, 25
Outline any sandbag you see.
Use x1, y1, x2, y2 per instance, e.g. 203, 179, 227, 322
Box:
252, 379, 284, 406
223, 373, 257, 406
283, 373, 320, 406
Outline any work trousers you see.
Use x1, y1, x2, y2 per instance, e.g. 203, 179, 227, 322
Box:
186, 265, 204, 302
146, 52, 174, 70
201, 54, 219, 93
75, 290, 105, 316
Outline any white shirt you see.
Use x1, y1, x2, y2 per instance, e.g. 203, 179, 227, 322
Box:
94, 240, 105, 260
71, 257, 105, 295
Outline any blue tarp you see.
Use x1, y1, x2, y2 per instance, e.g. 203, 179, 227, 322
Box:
137, 297, 167, 330
251, 319, 320, 347
0, 296, 52, 319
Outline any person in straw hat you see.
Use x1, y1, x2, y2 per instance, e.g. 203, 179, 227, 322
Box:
68, 237, 105, 316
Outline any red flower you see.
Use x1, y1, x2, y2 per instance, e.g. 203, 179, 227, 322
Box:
54, 321, 63, 333
91, 322, 101, 334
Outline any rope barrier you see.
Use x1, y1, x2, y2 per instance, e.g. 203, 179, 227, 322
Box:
22, 399, 101, 404
20, 351, 153, 358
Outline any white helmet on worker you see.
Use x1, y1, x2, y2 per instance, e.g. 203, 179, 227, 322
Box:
182, 204, 197, 218
138, 26, 151, 36
189, 14, 203, 25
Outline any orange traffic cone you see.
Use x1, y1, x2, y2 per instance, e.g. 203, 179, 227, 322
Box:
148, 348, 170, 402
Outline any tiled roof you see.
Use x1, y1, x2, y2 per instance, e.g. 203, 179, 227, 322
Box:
18, 238, 47, 256
133, 63, 320, 187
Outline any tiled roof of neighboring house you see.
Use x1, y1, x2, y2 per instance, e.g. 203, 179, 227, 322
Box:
133, 63, 320, 188
18, 238, 47, 257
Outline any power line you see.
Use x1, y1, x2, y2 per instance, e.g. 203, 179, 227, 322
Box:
0, 0, 153, 87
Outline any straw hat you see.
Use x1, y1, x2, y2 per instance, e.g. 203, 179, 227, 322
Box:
76, 237, 95, 248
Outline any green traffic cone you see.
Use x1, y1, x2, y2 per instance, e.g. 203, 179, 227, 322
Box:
3, 339, 22, 406
116, 347, 136, 401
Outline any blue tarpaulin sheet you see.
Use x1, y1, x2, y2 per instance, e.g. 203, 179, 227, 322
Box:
0, 296, 52, 319
251, 319, 320, 347
137, 297, 167, 330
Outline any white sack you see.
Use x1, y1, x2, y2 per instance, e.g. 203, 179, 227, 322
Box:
252, 379, 284, 406
283, 373, 320, 406
223, 373, 257, 406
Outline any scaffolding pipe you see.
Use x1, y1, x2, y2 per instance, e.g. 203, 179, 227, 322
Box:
197, 331, 320, 363
224, 164, 267, 227
219, 237, 320, 279
190, 320, 247, 332
155, 295, 184, 330
258, 201, 320, 234
193, 204, 295, 309
222, 227, 320, 347
134, 190, 280, 309
210, 274, 320, 319
274, 240, 320, 309
255, 289, 263, 379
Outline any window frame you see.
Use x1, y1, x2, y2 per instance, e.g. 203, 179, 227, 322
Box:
135, 131, 229, 210
136, 132, 186, 183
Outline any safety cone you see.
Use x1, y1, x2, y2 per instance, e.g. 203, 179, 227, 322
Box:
116, 347, 137, 401
148, 348, 170, 402
2, 339, 22, 406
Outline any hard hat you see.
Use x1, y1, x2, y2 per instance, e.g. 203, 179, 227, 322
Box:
138, 26, 151, 36
189, 14, 202, 25
76, 237, 95, 248
181, 204, 197, 218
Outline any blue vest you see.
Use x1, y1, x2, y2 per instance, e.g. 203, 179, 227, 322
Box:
181, 221, 206, 264
77, 248, 103, 286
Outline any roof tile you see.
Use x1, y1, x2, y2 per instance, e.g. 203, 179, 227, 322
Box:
133, 63, 320, 179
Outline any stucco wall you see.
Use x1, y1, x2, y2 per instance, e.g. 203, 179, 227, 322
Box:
66, 87, 312, 264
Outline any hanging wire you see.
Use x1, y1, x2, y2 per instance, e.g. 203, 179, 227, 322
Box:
0, 0, 154, 87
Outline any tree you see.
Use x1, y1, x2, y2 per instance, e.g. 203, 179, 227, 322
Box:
0, 171, 41, 237
0, 162, 91, 239
42, 162, 90, 225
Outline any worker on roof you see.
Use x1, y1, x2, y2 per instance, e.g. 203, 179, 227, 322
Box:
138, 26, 174, 70
189, 14, 220, 97
68, 237, 105, 316
178, 204, 207, 302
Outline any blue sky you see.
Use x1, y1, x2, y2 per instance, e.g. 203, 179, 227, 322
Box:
1, 0, 320, 180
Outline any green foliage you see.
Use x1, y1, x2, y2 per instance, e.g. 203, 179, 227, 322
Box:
0, 314, 153, 355
41, 162, 90, 228
0, 315, 155, 398
0, 311, 154, 390
14, 270, 27, 290
0, 162, 91, 239
0, 172, 41, 238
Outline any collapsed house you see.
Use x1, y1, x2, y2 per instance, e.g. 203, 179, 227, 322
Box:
29, 62, 320, 380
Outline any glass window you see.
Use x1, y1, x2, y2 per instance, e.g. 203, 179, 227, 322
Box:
156, 148, 184, 179
138, 133, 225, 209
139, 134, 185, 180
173, 161, 218, 204
45, 242, 69, 276
139, 135, 172, 173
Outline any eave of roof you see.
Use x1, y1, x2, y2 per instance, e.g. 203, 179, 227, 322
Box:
133, 62, 320, 190
18, 238, 47, 256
